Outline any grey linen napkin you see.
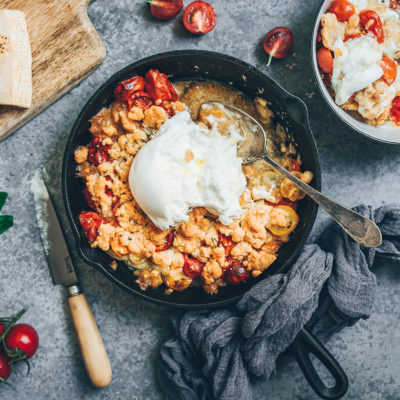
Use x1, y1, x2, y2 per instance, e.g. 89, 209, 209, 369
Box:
157, 205, 400, 400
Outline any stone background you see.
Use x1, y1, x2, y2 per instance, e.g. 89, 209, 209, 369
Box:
1, 0, 400, 399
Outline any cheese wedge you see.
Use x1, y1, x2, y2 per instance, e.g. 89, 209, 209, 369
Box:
0, 10, 32, 108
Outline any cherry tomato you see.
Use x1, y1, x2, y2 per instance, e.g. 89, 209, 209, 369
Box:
218, 233, 235, 257
268, 205, 299, 236
0, 351, 12, 381
224, 258, 250, 284
381, 55, 397, 86
288, 158, 301, 172
182, 1, 217, 34
317, 47, 334, 74
145, 69, 178, 101
263, 27, 294, 67
155, 231, 175, 252
344, 32, 365, 42
390, 96, 400, 125
390, 0, 400, 9
5, 324, 39, 359
147, 0, 183, 20
182, 253, 203, 279
114, 76, 146, 103
83, 187, 96, 210
79, 211, 104, 242
87, 136, 111, 166
359, 10, 384, 44
329, 0, 355, 22
0, 323, 5, 336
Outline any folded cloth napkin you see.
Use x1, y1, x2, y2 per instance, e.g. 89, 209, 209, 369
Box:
158, 205, 400, 400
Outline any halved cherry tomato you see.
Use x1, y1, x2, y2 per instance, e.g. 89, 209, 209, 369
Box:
381, 55, 397, 86
4, 324, 39, 359
87, 136, 111, 166
182, 1, 217, 34
155, 231, 175, 252
263, 27, 294, 67
79, 211, 104, 242
317, 47, 334, 74
145, 69, 178, 101
329, 0, 355, 22
224, 258, 250, 284
131, 96, 154, 110
359, 10, 384, 43
268, 205, 299, 236
0, 350, 11, 381
114, 76, 146, 103
218, 233, 235, 257
83, 187, 96, 210
147, 0, 183, 20
182, 253, 203, 279
390, 96, 400, 125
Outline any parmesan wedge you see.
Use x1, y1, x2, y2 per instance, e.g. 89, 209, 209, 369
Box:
0, 10, 32, 108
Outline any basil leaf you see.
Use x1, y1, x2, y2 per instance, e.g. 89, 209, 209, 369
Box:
0, 215, 13, 234
0, 192, 7, 212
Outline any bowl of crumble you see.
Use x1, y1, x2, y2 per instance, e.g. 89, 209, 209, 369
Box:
313, 0, 400, 144
62, 50, 321, 308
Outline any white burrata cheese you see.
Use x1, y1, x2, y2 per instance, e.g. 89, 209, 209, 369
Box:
332, 35, 383, 105
129, 110, 246, 230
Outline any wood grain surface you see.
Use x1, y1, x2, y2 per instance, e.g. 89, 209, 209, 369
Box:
0, 0, 105, 142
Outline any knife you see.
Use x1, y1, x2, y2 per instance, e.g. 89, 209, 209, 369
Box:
31, 171, 112, 388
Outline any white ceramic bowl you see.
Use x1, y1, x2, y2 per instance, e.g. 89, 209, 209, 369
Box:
312, 0, 400, 144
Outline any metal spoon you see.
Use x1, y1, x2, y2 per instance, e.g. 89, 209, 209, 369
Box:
200, 101, 382, 248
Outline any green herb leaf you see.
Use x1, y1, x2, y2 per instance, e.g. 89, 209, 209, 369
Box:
0, 215, 13, 234
0, 192, 7, 211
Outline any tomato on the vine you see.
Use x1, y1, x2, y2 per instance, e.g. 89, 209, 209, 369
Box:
0, 351, 12, 381
4, 324, 39, 359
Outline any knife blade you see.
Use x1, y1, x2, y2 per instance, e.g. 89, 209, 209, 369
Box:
31, 171, 112, 388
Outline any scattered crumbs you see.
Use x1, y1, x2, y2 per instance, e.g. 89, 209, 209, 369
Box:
292, 52, 297, 57
204, 71, 209, 75
193, 65, 200, 71
305, 91, 316, 99
242, 74, 247, 81
257, 87, 265, 94
286, 63, 297, 70
228, 81, 233, 85
110, 260, 118, 271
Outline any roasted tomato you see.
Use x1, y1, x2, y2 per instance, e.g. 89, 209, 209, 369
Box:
83, 187, 96, 210
114, 76, 146, 103
182, 1, 217, 34
390, 96, 400, 125
344, 32, 365, 42
182, 253, 203, 279
147, 0, 183, 20
317, 47, 334, 74
224, 258, 250, 284
268, 205, 299, 236
329, 0, 355, 22
359, 10, 384, 43
79, 211, 104, 242
0, 350, 11, 382
4, 324, 39, 359
87, 136, 111, 166
263, 27, 294, 66
218, 233, 235, 257
381, 55, 397, 86
155, 231, 175, 252
288, 158, 301, 172
145, 69, 178, 101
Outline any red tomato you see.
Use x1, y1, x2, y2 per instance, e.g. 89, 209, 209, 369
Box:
79, 211, 104, 242
182, 1, 217, 34
381, 55, 397, 85
182, 253, 203, 279
329, 0, 355, 22
87, 136, 111, 166
263, 27, 294, 66
288, 158, 301, 172
344, 32, 365, 42
390, 0, 400, 9
148, 0, 183, 20
83, 187, 96, 210
5, 324, 39, 359
224, 258, 250, 284
218, 233, 235, 257
0, 350, 12, 381
114, 76, 146, 103
390, 96, 400, 125
0, 323, 5, 336
145, 69, 178, 101
155, 231, 175, 252
317, 47, 334, 74
359, 10, 384, 43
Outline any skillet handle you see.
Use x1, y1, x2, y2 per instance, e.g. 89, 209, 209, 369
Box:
289, 327, 348, 400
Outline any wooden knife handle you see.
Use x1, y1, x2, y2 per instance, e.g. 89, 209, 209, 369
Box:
68, 291, 112, 388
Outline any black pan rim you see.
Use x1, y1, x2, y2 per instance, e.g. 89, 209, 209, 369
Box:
62, 49, 321, 309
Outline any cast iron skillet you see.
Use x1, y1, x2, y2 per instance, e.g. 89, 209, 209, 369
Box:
62, 50, 348, 399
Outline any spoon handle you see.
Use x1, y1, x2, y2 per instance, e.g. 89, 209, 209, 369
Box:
263, 155, 382, 248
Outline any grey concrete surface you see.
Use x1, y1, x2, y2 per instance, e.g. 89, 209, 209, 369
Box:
0, 0, 399, 399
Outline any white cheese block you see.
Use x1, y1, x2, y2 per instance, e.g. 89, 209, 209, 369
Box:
0, 10, 32, 108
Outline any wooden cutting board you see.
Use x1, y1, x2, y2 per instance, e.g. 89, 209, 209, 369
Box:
0, 0, 106, 142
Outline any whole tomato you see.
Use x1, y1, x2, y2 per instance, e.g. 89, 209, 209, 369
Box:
4, 324, 39, 359
0, 350, 12, 381
182, 253, 203, 279
263, 27, 294, 66
329, 0, 355, 22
